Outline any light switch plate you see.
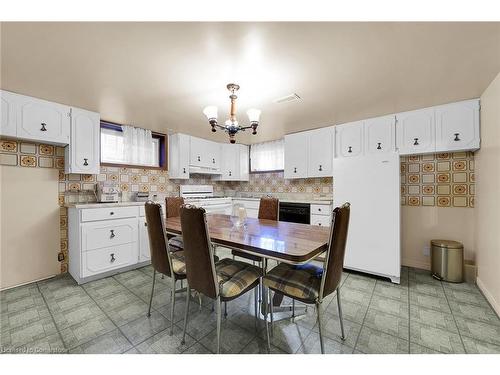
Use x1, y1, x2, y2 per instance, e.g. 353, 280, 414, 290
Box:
423, 246, 430, 257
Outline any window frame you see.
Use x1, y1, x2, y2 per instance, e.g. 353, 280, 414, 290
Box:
249, 140, 285, 174
100, 120, 168, 170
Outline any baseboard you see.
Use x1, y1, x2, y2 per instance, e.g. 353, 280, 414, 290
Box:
476, 277, 500, 318
402, 258, 430, 270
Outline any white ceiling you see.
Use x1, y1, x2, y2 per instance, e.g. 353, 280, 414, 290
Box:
1, 22, 499, 144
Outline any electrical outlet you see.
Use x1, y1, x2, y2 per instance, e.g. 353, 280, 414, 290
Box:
423, 246, 430, 257
58, 252, 65, 262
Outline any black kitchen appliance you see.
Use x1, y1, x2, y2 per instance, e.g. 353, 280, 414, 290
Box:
279, 202, 310, 224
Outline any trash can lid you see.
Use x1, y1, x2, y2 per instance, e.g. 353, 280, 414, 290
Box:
431, 239, 463, 249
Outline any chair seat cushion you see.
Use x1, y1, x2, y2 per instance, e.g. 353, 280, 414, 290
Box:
168, 235, 184, 251
216, 258, 262, 300
171, 251, 219, 276
263, 262, 323, 303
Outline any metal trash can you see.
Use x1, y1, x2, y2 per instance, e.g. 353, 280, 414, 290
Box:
431, 239, 464, 283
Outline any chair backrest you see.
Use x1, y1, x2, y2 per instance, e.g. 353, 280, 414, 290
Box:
144, 201, 173, 276
320, 203, 351, 299
179, 205, 218, 299
165, 197, 184, 218
258, 197, 279, 221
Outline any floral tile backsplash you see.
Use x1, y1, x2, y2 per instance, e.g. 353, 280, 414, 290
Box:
0, 139, 475, 274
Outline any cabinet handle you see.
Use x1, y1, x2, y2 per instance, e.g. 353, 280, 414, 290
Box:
197, 156, 201, 162
183, 167, 186, 174
83, 158, 88, 166
413, 138, 419, 146
212, 158, 216, 164
348, 146, 352, 153
144, 222, 148, 227
454, 133, 460, 141
40, 123, 47, 131
110, 229, 115, 238
318, 223, 322, 226
110, 253, 116, 263
377, 142, 382, 150
110, 211, 114, 215
318, 208, 322, 212
229, 171, 232, 176
293, 167, 297, 173
319, 165, 323, 171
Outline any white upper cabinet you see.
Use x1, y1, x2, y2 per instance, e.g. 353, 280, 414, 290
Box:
435, 99, 480, 152
395, 107, 435, 155
284, 132, 308, 179
189, 136, 221, 170
0, 90, 18, 137
364, 115, 396, 155
217, 144, 249, 181
307, 126, 334, 177
65, 108, 100, 174
168, 133, 190, 179
335, 120, 364, 158
15, 93, 70, 145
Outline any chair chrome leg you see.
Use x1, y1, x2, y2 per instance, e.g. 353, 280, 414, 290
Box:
291, 299, 295, 319
147, 269, 156, 317
181, 285, 191, 345
170, 278, 176, 335
336, 288, 346, 340
316, 301, 325, 354
253, 285, 258, 330
198, 292, 202, 311
263, 283, 271, 353
216, 296, 222, 354
269, 289, 274, 336
224, 301, 228, 318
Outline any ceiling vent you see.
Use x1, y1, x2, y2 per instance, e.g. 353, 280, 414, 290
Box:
273, 93, 301, 104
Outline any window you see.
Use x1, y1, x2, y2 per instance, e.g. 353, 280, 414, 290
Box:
100, 122, 166, 169
250, 139, 284, 172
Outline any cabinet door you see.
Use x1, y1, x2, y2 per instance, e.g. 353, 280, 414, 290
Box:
238, 144, 249, 181
307, 127, 334, 177
65, 108, 100, 174
139, 217, 151, 262
189, 136, 205, 167
0, 90, 17, 137
284, 132, 308, 179
219, 144, 239, 180
168, 133, 190, 179
209, 140, 221, 169
435, 99, 480, 152
364, 115, 396, 155
16, 95, 70, 144
396, 108, 435, 155
335, 121, 364, 158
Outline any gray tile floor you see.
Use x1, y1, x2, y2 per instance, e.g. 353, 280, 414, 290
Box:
1, 251, 499, 354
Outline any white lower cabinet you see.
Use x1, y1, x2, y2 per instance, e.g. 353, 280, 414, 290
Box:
310, 203, 332, 227
69, 203, 164, 284
232, 199, 260, 218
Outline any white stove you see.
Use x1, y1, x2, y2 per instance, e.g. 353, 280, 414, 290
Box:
180, 185, 232, 215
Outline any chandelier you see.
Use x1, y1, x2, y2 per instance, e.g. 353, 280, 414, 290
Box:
203, 83, 261, 143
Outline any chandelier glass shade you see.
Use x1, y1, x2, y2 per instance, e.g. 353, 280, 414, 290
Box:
203, 83, 261, 143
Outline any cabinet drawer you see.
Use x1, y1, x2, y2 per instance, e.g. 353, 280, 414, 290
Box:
311, 204, 332, 216
81, 206, 138, 222
82, 218, 138, 251
82, 243, 137, 278
311, 214, 331, 227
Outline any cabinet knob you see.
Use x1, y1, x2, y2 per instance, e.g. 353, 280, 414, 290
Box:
229, 171, 232, 176
293, 167, 297, 173
212, 158, 216, 164
319, 165, 323, 171
348, 146, 352, 153
318, 223, 322, 226
110, 229, 115, 238
454, 133, 460, 142
183, 167, 186, 173
413, 138, 419, 146
83, 158, 88, 166
110, 253, 116, 263
144, 222, 148, 227
110, 211, 114, 215
197, 156, 201, 162
40, 123, 47, 131
318, 208, 322, 212
377, 142, 382, 150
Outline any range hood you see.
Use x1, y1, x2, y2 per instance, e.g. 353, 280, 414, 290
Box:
189, 165, 221, 175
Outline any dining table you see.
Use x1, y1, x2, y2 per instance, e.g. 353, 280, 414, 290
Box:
165, 213, 331, 321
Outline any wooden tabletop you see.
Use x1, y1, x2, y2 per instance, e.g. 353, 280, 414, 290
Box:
165, 214, 330, 264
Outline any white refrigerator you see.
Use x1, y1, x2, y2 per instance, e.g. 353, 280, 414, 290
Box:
332, 152, 401, 283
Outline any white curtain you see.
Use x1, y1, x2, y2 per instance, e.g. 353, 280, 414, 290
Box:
121, 125, 154, 166
250, 139, 284, 172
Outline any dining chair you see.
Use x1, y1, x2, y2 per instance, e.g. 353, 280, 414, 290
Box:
262, 203, 351, 353
179, 204, 262, 354
165, 196, 185, 252
144, 201, 187, 335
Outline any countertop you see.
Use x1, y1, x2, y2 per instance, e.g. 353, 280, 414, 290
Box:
231, 197, 333, 204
